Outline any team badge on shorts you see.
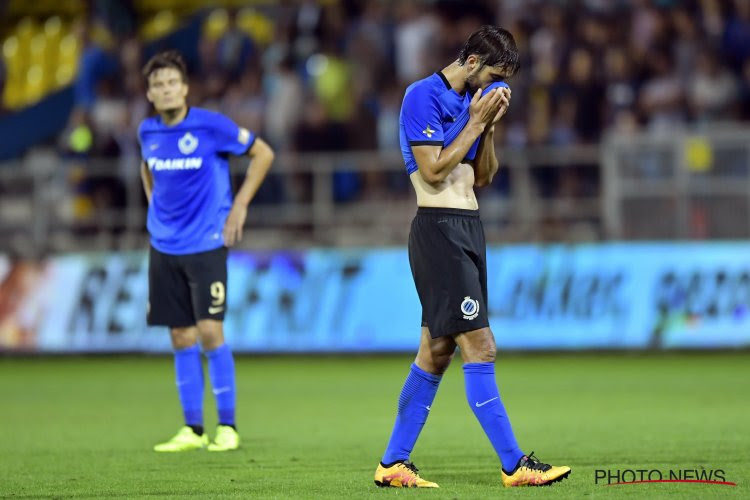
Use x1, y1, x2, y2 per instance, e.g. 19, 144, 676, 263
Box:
461, 296, 479, 320
178, 132, 199, 154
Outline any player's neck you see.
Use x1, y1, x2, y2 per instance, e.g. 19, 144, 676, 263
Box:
440, 62, 469, 95
159, 105, 188, 126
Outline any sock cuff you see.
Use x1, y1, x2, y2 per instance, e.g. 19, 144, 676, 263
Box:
462, 362, 495, 375
175, 344, 201, 356
205, 343, 231, 358
410, 363, 442, 384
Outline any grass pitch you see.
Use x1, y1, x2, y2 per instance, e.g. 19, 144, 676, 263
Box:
0, 352, 747, 498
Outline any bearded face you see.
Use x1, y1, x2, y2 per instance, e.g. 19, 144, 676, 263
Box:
464, 60, 510, 94
465, 65, 484, 95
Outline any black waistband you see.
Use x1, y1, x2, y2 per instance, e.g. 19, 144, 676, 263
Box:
416, 207, 480, 218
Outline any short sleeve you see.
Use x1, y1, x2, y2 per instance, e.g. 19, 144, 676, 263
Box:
212, 113, 256, 155
401, 86, 444, 146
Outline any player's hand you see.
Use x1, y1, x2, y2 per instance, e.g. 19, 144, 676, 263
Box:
469, 87, 504, 127
491, 88, 511, 125
222, 204, 247, 247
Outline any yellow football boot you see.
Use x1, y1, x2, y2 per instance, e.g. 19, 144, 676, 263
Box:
374, 461, 439, 488
153, 426, 208, 452
207, 425, 240, 451
501, 452, 571, 487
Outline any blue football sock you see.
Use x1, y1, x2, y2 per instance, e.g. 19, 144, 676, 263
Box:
463, 362, 524, 472
174, 344, 204, 427
381, 363, 442, 464
205, 343, 236, 427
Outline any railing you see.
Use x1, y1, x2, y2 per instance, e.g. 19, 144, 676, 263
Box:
2, 128, 750, 257
603, 126, 750, 240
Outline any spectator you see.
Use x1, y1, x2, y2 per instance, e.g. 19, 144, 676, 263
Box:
639, 50, 685, 132
688, 49, 738, 122
264, 54, 304, 150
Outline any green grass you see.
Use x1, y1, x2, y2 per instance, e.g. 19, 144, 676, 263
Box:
0, 352, 747, 498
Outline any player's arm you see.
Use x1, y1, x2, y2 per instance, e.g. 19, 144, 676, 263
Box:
473, 88, 510, 187
140, 161, 153, 203
412, 89, 502, 185
222, 137, 275, 246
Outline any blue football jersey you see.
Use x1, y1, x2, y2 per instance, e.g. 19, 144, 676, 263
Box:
138, 107, 256, 255
399, 72, 508, 175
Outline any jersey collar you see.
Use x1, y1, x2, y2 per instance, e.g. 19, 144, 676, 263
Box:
436, 71, 452, 90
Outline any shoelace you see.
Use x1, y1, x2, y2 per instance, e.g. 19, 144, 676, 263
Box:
522, 452, 552, 472
400, 461, 421, 475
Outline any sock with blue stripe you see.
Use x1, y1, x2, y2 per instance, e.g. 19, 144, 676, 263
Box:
463, 362, 524, 472
174, 344, 204, 428
205, 343, 236, 427
381, 363, 442, 464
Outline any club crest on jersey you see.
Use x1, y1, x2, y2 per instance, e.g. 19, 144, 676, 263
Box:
461, 296, 479, 320
178, 132, 199, 154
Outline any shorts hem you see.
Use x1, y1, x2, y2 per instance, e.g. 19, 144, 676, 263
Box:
427, 321, 490, 339
194, 315, 226, 322
147, 319, 196, 328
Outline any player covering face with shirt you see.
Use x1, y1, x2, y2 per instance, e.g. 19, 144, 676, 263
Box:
374, 26, 571, 488
139, 50, 275, 453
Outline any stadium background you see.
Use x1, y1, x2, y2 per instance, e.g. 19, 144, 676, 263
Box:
0, 0, 748, 497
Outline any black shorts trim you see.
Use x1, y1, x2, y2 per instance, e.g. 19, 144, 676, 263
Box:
416, 207, 480, 217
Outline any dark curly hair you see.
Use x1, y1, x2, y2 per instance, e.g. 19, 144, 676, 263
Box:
458, 25, 520, 76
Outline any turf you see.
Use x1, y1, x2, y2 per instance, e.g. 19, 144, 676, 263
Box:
0, 352, 747, 498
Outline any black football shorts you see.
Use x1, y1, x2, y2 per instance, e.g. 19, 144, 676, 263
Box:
148, 245, 228, 327
408, 207, 489, 338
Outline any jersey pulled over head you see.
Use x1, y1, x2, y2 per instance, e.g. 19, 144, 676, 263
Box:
399, 26, 519, 174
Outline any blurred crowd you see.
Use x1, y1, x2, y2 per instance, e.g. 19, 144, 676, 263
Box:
56, 0, 750, 160
6, 0, 750, 237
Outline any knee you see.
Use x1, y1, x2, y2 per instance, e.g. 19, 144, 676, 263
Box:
170, 327, 198, 350
430, 353, 455, 375
470, 338, 496, 363
471, 348, 496, 363
436, 343, 460, 373
417, 346, 455, 375
460, 331, 497, 364
197, 321, 224, 351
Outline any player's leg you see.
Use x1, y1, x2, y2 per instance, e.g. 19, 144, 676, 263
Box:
455, 327, 570, 486
450, 214, 569, 486
153, 325, 209, 450
196, 319, 239, 451
171, 325, 205, 434
454, 327, 523, 469
375, 327, 452, 488
382, 327, 455, 462
374, 208, 466, 488
407, 209, 522, 469
186, 247, 239, 451
148, 246, 208, 452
